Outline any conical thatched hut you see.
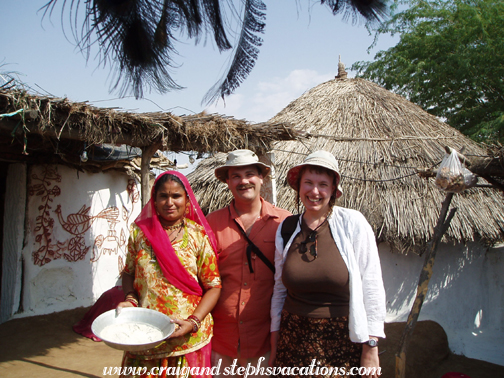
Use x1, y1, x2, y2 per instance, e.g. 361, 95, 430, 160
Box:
188, 74, 504, 365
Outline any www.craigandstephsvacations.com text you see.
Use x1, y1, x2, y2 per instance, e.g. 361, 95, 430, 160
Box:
103, 358, 382, 377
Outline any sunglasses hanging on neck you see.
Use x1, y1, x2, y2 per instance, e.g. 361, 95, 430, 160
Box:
298, 216, 330, 260
299, 231, 317, 259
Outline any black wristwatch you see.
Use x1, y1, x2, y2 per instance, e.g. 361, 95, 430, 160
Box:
365, 339, 378, 347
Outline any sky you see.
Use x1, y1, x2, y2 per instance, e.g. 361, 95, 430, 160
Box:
1, 0, 399, 172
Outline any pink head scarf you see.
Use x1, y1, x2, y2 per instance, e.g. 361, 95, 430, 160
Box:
134, 170, 218, 296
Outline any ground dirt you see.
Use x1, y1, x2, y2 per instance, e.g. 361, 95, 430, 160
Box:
0, 307, 502, 378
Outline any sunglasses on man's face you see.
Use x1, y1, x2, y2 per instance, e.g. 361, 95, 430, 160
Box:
299, 231, 317, 259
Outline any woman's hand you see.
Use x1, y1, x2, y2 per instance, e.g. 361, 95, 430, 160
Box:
117, 301, 136, 309
269, 331, 279, 367
360, 343, 381, 378
167, 318, 196, 339
115, 300, 136, 315
165, 287, 221, 340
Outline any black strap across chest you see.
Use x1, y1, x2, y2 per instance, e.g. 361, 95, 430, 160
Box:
230, 206, 275, 274
281, 214, 301, 248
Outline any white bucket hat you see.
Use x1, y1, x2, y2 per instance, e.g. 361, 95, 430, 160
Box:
215, 149, 271, 183
287, 150, 343, 198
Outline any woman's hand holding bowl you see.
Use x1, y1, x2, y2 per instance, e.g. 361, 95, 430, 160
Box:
168, 318, 195, 339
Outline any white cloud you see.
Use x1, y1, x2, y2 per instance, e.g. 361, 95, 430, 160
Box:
206, 93, 246, 119
208, 69, 333, 123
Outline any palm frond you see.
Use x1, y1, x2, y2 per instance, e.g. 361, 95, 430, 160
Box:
201, 0, 232, 50
41, 0, 232, 98
202, 0, 266, 105
322, 0, 388, 23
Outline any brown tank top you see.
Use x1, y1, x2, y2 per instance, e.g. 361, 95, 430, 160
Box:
282, 216, 350, 318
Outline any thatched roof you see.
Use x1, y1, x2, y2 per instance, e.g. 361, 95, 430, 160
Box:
188, 77, 504, 253
0, 89, 299, 172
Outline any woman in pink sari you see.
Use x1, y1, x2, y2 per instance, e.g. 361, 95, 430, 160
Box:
118, 171, 221, 377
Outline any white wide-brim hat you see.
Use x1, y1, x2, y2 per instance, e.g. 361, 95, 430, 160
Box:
215, 149, 271, 183
287, 150, 343, 198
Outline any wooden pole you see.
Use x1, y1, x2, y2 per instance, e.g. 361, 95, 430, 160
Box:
140, 143, 162, 208
259, 152, 276, 205
395, 192, 457, 378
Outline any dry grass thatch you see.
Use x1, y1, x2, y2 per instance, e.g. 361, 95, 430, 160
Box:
188, 77, 504, 253
0, 89, 299, 167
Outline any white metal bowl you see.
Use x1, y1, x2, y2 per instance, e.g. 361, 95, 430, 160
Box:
91, 307, 175, 351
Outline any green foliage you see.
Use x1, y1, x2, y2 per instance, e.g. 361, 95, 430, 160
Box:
352, 0, 504, 142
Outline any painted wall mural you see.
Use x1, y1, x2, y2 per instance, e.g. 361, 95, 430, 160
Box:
90, 178, 140, 272
29, 166, 139, 268
29, 166, 66, 266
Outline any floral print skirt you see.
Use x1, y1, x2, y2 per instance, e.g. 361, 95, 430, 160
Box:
275, 310, 361, 378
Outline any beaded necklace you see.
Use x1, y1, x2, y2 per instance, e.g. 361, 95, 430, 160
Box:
150, 220, 185, 263
162, 221, 184, 231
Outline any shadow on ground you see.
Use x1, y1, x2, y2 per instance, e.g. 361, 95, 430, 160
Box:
0, 307, 122, 378
381, 321, 504, 378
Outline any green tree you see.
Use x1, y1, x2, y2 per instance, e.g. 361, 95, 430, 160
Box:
352, 0, 504, 143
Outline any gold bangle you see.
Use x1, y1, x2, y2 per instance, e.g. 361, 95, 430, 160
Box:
124, 290, 138, 300
187, 315, 201, 329
185, 318, 199, 333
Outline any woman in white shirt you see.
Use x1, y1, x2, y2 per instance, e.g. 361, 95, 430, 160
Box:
270, 150, 386, 378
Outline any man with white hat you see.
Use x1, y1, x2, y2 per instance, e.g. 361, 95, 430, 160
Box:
207, 149, 291, 377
